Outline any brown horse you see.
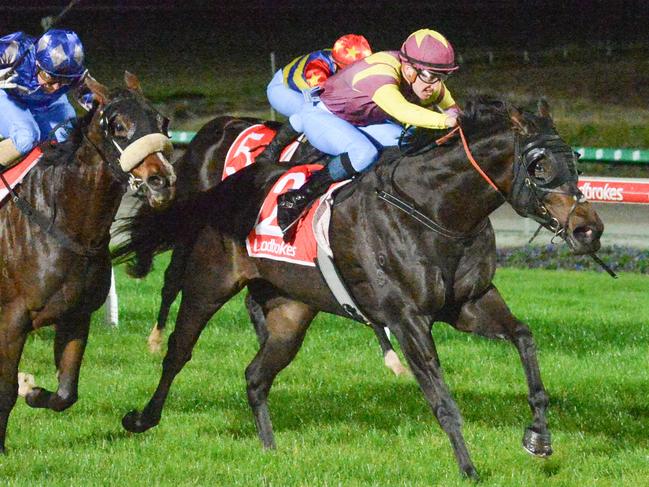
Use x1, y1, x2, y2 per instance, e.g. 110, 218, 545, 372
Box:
113, 116, 408, 374
119, 97, 603, 479
0, 72, 176, 452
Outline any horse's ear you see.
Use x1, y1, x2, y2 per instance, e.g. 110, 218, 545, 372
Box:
124, 71, 142, 93
508, 106, 528, 135
538, 98, 551, 118
84, 74, 110, 105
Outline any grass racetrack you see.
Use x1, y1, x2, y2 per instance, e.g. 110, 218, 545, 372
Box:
2, 255, 647, 486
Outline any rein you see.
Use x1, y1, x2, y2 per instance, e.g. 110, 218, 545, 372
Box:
0, 169, 106, 257
376, 125, 491, 241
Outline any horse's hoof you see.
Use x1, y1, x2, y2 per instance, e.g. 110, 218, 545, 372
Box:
24, 387, 50, 409
122, 410, 154, 433
523, 427, 553, 457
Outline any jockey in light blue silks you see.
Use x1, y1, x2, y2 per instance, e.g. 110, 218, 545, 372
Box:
255, 34, 372, 164
0, 29, 89, 168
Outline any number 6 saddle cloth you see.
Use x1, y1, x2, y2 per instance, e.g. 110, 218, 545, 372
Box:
222, 123, 347, 267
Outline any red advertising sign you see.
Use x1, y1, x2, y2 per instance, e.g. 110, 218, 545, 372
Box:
579, 177, 649, 204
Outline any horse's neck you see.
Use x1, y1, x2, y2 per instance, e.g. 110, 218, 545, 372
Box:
37, 147, 124, 247
397, 133, 513, 233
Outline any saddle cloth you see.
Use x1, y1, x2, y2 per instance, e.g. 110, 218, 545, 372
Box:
222, 124, 345, 266
0, 147, 43, 204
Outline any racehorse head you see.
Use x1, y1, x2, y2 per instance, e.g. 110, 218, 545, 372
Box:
502, 100, 603, 254
85, 71, 176, 208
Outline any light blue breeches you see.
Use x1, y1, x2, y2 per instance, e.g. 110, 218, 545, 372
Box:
289, 101, 403, 177
267, 70, 306, 121
0, 90, 76, 154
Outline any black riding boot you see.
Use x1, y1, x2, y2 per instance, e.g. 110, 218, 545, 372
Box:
255, 122, 300, 164
277, 168, 335, 235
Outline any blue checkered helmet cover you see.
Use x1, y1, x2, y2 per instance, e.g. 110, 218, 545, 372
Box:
35, 29, 85, 78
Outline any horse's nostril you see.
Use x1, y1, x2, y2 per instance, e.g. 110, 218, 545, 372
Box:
147, 175, 167, 190
573, 225, 595, 243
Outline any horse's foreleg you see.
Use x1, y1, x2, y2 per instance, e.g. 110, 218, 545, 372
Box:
149, 248, 187, 353
0, 307, 29, 453
390, 312, 478, 479
452, 285, 552, 457
369, 324, 409, 376
245, 301, 314, 449
25, 313, 90, 412
123, 270, 241, 434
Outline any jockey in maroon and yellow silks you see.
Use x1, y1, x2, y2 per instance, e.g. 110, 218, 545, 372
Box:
276, 29, 461, 237
282, 49, 337, 91
320, 51, 456, 129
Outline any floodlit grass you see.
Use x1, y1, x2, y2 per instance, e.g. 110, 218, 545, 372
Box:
4, 259, 649, 485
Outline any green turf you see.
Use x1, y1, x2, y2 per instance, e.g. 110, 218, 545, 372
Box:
3, 260, 648, 486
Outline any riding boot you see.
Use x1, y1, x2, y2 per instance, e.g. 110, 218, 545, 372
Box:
255, 122, 300, 164
277, 167, 335, 235
0, 139, 22, 169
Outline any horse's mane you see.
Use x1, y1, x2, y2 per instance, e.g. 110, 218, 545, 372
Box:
38, 105, 98, 167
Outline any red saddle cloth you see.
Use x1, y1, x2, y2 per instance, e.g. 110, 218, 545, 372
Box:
0, 147, 43, 204
222, 124, 330, 266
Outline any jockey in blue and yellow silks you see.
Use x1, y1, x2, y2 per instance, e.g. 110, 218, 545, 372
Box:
0, 30, 89, 168
256, 34, 372, 164
276, 29, 461, 236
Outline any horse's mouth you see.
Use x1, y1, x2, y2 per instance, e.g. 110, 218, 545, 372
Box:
565, 223, 602, 255
136, 182, 176, 209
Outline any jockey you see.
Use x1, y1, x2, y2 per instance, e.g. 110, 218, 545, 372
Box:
0, 29, 89, 169
277, 29, 461, 234
255, 34, 372, 164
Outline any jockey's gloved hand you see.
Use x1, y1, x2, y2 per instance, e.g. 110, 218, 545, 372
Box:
0, 71, 21, 90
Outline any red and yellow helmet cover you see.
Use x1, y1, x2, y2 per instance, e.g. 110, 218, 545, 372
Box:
332, 34, 372, 68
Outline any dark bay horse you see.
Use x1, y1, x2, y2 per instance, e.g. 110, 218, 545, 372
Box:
113, 116, 408, 375
0, 72, 176, 452
120, 97, 603, 478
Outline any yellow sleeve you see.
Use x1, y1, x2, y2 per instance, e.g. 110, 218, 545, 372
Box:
372, 84, 449, 129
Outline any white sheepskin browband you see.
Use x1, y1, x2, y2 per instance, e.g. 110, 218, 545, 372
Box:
119, 133, 173, 172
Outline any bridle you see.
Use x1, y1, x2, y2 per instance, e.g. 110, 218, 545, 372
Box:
84, 95, 172, 194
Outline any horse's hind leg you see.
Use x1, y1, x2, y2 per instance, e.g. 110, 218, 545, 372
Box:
0, 305, 29, 453
389, 310, 478, 479
245, 300, 315, 449
148, 247, 187, 353
451, 285, 552, 457
245, 292, 268, 346
369, 324, 409, 376
25, 312, 90, 412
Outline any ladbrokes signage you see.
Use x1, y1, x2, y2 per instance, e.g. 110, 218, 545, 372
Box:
578, 177, 649, 204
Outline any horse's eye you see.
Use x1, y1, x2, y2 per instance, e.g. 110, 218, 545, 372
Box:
111, 118, 133, 139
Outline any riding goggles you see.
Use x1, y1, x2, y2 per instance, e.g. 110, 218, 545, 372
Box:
415, 68, 450, 84
37, 68, 76, 86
